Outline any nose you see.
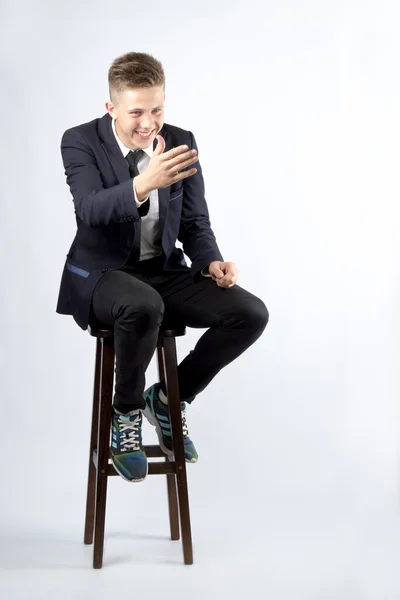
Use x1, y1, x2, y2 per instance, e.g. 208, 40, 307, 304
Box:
140, 115, 154, 130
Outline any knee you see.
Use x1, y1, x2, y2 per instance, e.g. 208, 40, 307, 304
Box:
139, 295, 165, 327
246, 297, 269, 333
117, 290, 165, 329
232, 296, 269, 335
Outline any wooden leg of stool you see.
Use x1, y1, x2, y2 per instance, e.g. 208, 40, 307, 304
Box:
157, 344, 180, 541
163, 336, 193, 565
93, 336, 114, 569
165, 456, 180, 541
84, 338, 101, 545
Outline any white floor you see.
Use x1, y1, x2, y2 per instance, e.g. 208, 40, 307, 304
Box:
2, 454, 400, 600
2, 344, 400, 599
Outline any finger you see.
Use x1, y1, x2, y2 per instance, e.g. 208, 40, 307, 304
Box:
217, 279, 230, 288
163, 152, 199, 173
224, 269, 237, 282
218, 271, 233, 283
154, 135, 166, 155
166, 149, 198, 170
171, 154, 199, 172
211, 266, 225, 278
168, 157, 199, 180
219, 280, 236, 288
170, 168, 197, 183
163, 145, 194, 162
217, 273, 236, 287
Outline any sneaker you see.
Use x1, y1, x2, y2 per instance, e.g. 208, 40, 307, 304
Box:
110, 408, 148, 482
143, 383, 198, 463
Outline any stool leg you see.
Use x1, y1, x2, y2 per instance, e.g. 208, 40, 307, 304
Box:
93, 336, 114, 569
84, 338, 101, 545
163, 336, 193, 565
157, 345, 180, 541
165, 457, 180, 540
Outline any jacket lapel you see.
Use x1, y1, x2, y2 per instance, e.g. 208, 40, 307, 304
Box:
98, 114, 131, 183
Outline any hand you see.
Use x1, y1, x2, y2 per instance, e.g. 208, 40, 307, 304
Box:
135, 135, 199, 194
208, 261, 238, 288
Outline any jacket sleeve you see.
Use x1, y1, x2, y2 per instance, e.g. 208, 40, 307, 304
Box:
178, 131, 223, 277
61, 128, 140, 226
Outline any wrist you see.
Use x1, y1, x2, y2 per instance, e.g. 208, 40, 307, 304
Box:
134, 173, 153, 202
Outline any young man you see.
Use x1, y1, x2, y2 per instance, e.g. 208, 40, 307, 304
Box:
56, 52, 269, 482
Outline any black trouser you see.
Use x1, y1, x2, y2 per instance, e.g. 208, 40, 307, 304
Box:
89, 257, 269, 412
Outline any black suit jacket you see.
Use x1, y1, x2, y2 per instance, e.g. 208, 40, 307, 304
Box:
55, 113, 223, 330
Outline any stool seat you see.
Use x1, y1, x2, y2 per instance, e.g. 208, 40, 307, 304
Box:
88, 313, 186, 339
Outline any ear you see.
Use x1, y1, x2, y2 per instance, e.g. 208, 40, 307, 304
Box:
105, 101, 117, 120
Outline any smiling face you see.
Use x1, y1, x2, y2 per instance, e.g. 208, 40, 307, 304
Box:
105, 85, 165, 149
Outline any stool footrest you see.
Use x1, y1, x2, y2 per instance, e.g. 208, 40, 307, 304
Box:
93, 445, 169, 468
107, 461, 176, 476
93, 449, 176, 476
106, 445, 169, 459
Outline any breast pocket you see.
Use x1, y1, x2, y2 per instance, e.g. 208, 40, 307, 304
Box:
169, 189, 183, 202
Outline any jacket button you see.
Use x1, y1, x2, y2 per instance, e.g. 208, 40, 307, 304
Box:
101, 268, 108, 273
124, 244, 131, 251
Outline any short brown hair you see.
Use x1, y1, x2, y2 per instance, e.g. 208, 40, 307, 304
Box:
108, 52, 165, 103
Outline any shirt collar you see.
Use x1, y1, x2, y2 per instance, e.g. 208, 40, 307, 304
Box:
111, 117, 153, 158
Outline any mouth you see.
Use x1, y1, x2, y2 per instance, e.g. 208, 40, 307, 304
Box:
134, 129, 155, 140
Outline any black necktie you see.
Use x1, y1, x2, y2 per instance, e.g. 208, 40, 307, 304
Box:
126, 150, 150, 217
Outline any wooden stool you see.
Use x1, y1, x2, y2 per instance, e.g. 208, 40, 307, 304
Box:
84, 319, 193, 568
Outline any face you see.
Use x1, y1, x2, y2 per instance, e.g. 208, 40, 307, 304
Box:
106, 85, 165, 149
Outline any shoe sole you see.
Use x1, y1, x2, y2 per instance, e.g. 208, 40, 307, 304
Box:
143, 407, 198, 463
111, 456, 148, 483
143, 407, 174, 457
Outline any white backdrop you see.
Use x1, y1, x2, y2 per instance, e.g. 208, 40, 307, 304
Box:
1, 0, 400, 598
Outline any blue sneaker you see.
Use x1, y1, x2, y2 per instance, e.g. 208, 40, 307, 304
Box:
110, 408, 148, 482
143, 383, 198, 463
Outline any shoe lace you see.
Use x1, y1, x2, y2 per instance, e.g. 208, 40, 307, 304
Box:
181, 407, 189, 438
119, 415, 141, 452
